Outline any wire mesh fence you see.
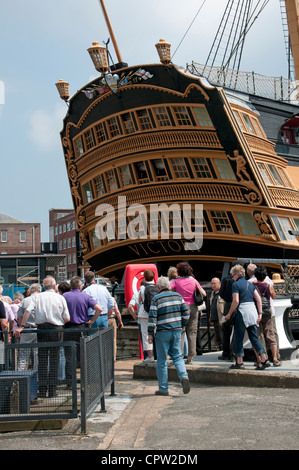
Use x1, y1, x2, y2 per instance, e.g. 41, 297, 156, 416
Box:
187, 62, 297, 102
0, 325, 114, 433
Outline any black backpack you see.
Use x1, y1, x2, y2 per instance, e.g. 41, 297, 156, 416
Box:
257, 284, 271, 318
143, 283, 159, 312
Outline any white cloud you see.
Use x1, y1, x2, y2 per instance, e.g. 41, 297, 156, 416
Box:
28, 102, 66, 151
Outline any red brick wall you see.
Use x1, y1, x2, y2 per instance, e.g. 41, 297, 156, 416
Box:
0, 223, 41, 254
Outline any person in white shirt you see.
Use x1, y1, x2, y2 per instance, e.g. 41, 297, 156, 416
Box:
14, 276, 70, 398
17, 283, 41, 371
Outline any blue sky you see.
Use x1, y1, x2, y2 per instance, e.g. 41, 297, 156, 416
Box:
0, 0, 288, 240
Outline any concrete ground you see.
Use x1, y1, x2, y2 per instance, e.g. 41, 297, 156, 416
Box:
0, 352, 299, 451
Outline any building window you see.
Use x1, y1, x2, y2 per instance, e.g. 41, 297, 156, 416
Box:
250, 117, 264, 137
91, 229, 103, 249
153, 107, 171, 127
210, 211, 233, 232
173, 106, 191, 126
107, 117, 121, 138
137, 109, 153, 130
72, 237, 76, 247
214, 158, 236, 180
94, 175, 106, 196
63, 239, 66, 249
152, 159, 168, 181
233, 111, 246, 132
68, 238, 71, 248
267, 165, 284, 186
193, 107, 213, 127
171, 158, 189, 178
191, 157, 212, 178
272, 216, 298, 241
74, 136, 84, 157
241, 113, 255, 133
94, 122, 107, 143
119, 165, 133, 186
20, 231, 26, 242
106, 170, 118, 191
84, 129, 95, 150
236, 213, 260, 235
83, 182, 93, 203
121, 113, 136, 134
134, 162, 149, 183
1, 231, 7, 242
257, 163, 272, 185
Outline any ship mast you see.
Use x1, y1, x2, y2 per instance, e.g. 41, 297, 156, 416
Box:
98, 0, 124, 66
284, 0, 299, 81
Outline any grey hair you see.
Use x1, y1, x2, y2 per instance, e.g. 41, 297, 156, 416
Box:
230, 264, 245, 277
14, 292, 24, 301
43, 276, 56, 290
157, 276, 170, 290
247, 263, 257, 274
30, 283, 42, 293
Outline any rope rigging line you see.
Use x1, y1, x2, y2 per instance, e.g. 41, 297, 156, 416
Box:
172, 0, 207, 60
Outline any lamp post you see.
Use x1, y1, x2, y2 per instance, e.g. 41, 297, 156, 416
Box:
155, 39, 172, 65
55, 79, 70, 102
87, 41, 109, 74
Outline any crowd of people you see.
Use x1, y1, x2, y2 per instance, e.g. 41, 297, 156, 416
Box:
0, 259, 282, 397
128, 260, 281, 395
0, 272, 122, 398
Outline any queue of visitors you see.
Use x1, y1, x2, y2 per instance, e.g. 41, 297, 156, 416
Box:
0, 259, 283, 398
0, 273, 122, 398
127, 260, 282, 380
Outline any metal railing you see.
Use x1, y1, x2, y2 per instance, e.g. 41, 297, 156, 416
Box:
187, 62, 298, 103
0, 326, 114, 434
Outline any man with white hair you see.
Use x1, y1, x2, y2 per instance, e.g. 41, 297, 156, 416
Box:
148, 276, 190, 396
247, 264, 257, 283
14, 276, 70, 398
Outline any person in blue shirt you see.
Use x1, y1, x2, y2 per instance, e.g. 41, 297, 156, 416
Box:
84, 271, 115, 329
224, 264, 269, 370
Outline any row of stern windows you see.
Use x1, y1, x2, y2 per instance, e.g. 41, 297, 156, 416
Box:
89, 210, 299, 249
81, 156, 293, 204
73, 104, 266, 157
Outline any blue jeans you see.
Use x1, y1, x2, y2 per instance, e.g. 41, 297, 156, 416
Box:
234, 311, 265, 357
89, 314, 108, 329
155, 329, 188, 393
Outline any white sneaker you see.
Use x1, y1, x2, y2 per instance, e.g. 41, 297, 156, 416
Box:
143, 356, 154, 362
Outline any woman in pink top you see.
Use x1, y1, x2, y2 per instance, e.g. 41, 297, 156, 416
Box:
171, 262, 206, 363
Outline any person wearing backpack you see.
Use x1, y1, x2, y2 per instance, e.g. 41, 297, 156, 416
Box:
138, 269, 158, 362
254, 266, 281, 367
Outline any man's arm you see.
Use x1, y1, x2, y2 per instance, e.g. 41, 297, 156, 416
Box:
13, 309, 31, 338
148, 300, 157, 344
87, 303, 102, 326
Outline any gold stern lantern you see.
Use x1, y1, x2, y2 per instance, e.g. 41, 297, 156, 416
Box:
55, 79, 70, 102
87, 41, 109, 74
155, 38, 171, 65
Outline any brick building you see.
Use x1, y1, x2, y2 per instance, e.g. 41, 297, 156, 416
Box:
49, 209, 78, 280
0, 212, 40, 254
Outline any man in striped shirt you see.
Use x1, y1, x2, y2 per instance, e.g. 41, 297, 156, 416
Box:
148, 276, 190, 396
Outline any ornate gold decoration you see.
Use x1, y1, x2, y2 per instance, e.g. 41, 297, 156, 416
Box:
253, 211, 276, 240
79, 230, 90, 254
228, 149, 263, 205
